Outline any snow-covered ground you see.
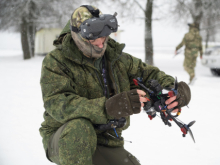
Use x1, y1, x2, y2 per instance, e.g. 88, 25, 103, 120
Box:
0, 34, 220, 165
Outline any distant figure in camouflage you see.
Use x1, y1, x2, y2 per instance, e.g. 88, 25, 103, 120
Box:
39, 5, 191, 165
175, 23, 203, 84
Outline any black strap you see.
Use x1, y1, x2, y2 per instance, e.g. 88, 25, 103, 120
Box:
81, 5, 100, 17
70, 24, 80, 33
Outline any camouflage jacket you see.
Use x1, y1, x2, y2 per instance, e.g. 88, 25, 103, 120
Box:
39, 21, 175, 151
176, 27, 203, 57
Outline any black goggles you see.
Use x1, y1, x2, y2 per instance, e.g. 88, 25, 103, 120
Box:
70, 13, 118, 40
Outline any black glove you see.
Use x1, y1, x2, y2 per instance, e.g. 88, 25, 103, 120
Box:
176, 81, 191, 109
94, 117, 126, 131
105, 89, 141, 119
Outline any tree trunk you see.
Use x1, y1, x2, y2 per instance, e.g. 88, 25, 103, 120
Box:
205, 18, 211, 49
192, 0, 203, 28
145, 0, 153, 65
20, 18, 31, 60
28, 23, 36, 57
205, 29, 209, 49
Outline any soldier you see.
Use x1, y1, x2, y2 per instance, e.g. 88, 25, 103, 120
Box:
175, 23, 203, 84
39, 5, 191, 165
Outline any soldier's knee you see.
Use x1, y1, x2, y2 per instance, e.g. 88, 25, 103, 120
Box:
61, 118, 96, 139
58, 119, 96, 164
59, 118, 97, 149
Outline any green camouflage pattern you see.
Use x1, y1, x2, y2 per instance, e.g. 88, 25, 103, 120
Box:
70, 6, 102, 29
70, 6, 102, 41
39, 20, 175, 164
70, 6, 102, 42
58, 118, 96, 165
176, 27, 203, 81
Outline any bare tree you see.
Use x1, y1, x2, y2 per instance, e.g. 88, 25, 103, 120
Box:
0, 0, 80, 59
1, 0, 38, 59
90, 0, 155, 65
169, 0, 220, 49
201, 0, 220, 48
145, 0, 154, 65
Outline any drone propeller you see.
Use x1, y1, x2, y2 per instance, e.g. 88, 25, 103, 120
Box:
187, 121, 196, 143
181, 121, 196, 143
188, 127, 196, 143
188, 120, 196, 128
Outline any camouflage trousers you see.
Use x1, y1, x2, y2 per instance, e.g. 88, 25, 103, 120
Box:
183, 49, 199, 81
46, 118, 141, 165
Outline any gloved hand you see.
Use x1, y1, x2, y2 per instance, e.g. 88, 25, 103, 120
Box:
176, 81, 191, 109
105, 89, 141, 119
94, 117, 126, 131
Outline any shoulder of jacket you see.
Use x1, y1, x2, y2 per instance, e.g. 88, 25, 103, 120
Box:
107, 38, 125, 51
42, 48, 65, 66
117, 52, 134, 65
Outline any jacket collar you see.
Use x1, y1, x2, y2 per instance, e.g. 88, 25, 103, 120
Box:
105, 38, 125, 62
57, 33, 125, 66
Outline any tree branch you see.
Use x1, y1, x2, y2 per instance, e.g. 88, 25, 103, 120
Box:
133, 0, 145, 13
200, 23, 220, 31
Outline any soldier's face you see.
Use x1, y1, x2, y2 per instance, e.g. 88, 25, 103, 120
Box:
87, 37, 106, 48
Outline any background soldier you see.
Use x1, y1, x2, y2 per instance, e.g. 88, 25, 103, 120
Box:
39, 5, 191, 165
175, 23, 203, 84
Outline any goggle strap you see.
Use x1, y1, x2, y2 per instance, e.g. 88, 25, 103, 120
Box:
70, 25, 80, 33
81, 5, 100, 17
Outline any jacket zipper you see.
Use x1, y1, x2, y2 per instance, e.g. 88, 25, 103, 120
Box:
110, 53, 123, 94
94, 70, 105, 97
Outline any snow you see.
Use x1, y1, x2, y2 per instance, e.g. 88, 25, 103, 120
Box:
123, 49, 220, 165
0, 31, 220, 165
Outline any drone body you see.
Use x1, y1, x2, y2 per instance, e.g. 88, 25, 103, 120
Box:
133, 77, 196, 143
